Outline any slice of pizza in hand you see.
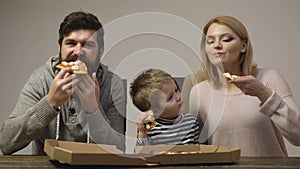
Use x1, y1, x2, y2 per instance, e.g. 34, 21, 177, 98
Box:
223, 72, 240, 80
145, 110, 156, 130
56, 60, 88, 74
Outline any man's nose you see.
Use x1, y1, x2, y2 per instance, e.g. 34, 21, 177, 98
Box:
74, 44, 84, 55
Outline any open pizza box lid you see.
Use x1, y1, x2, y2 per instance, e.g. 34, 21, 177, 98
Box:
44, 139, 240, 166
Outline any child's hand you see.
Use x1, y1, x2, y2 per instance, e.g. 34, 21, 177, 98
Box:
136, 111, 153, 138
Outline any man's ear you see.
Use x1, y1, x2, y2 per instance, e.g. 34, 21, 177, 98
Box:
58, 44, 61, 53
99, 47, 104, 59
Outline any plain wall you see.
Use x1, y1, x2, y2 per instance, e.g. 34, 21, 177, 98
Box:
0, 0, 299, 156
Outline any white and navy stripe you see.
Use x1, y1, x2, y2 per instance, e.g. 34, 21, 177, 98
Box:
136, 113, 199, 146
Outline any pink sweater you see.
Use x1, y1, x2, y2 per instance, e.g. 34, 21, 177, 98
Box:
190, 68, 300, 156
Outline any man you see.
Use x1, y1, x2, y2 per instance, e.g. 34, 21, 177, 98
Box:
0, 11, 126, 155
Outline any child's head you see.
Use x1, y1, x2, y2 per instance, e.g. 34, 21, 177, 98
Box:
130, 68, 183, 119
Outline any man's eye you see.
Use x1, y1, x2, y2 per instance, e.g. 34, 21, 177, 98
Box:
66, 42, 76, 46
84, 42, 95, 48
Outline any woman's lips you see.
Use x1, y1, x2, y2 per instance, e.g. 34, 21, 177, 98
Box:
213, 52, 225, 57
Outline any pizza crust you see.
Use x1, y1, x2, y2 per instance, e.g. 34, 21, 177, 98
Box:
223, 72, 239, 80
145, 110, 156, 130
56, 60, 88, 74
161, 151, 202, 154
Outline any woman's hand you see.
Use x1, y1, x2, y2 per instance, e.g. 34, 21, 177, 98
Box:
230, 75, 273, 103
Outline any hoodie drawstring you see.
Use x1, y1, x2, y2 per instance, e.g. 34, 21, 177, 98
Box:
55, 107, 91, 143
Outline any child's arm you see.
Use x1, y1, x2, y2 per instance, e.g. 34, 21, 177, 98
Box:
137, 112, 148, 138
136, 112, 151, 146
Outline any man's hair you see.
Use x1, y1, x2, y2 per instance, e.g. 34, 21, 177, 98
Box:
129, 68, 174, 112
58, 11, 104, 49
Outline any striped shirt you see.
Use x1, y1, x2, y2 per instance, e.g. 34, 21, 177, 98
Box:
136, 113, 199, 146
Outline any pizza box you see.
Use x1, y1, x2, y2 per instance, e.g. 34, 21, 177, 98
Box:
135, 144, 241, 165
44, 139, 240, 166
44, 139, 145, 166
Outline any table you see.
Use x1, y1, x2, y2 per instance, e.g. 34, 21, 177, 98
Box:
0, 155, 299, 169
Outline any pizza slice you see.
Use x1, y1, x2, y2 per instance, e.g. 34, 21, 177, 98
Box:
161, 151, 202, 155
145, 110, 156, 130
56, 60, 88, 74
223, 72, 240, 80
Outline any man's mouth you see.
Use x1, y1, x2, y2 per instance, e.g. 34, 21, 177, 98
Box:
65, 55, 79, 62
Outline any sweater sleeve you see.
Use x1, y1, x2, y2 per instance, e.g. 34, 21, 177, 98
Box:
0, 69, 58, 155
181, 74, 195, 113
78, 74, 126, 152
259, 69, 300, 146
189, 84, 208, 144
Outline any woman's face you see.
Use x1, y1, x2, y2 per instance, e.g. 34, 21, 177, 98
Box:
205, 23, 246, 71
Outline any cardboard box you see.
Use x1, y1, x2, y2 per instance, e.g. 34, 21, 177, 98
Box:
135, 144, 240, 165
44, 139, 240, 166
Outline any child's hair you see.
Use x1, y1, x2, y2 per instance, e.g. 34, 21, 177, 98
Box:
130, 68, 175, 112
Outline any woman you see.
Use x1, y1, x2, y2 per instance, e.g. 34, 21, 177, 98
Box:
189, 15, 300, 156
181, 70, 204, 113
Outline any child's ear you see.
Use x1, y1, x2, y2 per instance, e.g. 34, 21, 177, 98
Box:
149, 89, 166, 116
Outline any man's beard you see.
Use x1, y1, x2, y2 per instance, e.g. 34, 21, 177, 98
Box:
79, 55, 100, 76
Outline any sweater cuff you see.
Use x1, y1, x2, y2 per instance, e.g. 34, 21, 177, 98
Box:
81, 108, 110, 131
35, 97, 59, 125
259, 91, 282, 117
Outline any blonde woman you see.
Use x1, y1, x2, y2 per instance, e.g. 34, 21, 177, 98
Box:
190, 15, 300, 156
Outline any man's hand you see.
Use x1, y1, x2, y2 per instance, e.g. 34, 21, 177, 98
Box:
73, 72, 100, 113
47, 68, 74, 110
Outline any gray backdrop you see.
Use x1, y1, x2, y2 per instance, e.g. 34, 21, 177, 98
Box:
0, 0, 299, 156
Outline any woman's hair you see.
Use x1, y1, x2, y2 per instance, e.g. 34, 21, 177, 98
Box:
58, 11, 104, 49
200, 15, 257, 83
129, 68, 174, 112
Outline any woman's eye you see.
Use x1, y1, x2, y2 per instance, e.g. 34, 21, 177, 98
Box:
206, 39, 214, 44
223, 37, 234, 42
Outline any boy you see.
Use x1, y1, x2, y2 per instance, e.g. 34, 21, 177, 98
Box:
130, 68, 199, 146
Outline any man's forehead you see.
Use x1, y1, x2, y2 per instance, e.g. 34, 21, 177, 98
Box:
63, 29, 98, 41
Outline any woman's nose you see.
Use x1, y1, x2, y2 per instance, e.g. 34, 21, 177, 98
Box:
214, 41, 222, 49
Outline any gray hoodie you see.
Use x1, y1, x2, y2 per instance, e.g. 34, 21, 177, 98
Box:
0, 55, 126, 155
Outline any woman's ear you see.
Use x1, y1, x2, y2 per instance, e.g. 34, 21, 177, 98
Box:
241, 40, 247, 53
